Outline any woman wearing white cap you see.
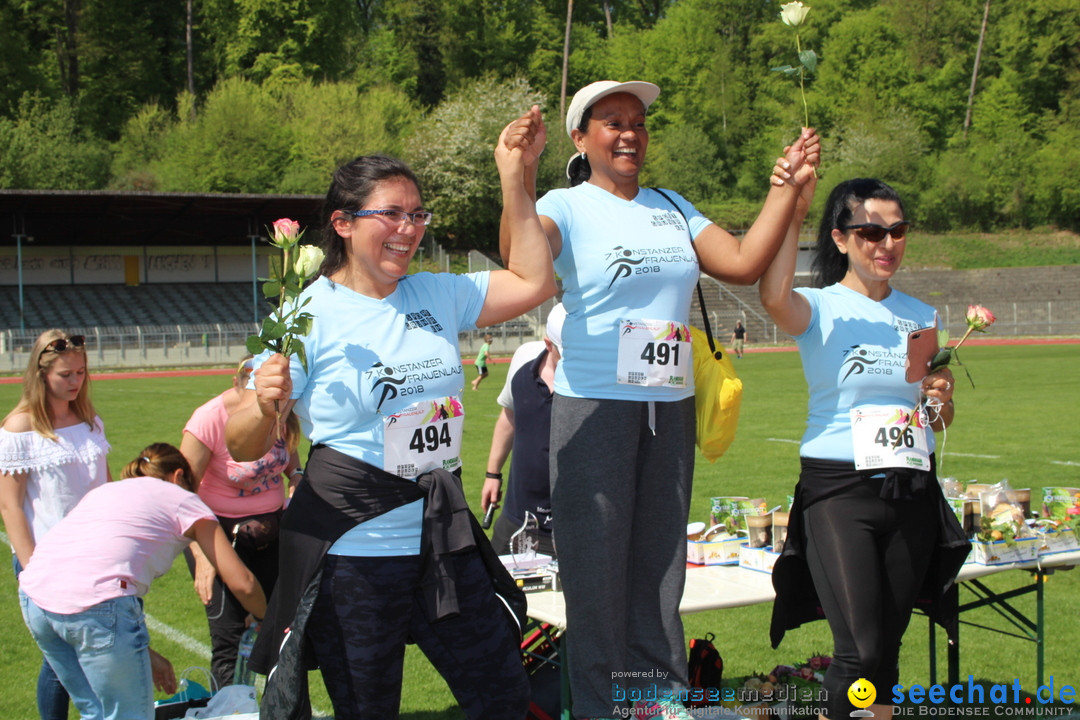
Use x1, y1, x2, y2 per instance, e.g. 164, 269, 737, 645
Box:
500, 83, 818, 719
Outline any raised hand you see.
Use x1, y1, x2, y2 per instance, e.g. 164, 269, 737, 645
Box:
500, 105, 546, 169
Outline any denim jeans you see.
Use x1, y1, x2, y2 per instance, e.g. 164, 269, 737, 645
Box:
20, 593, 153, 720
13, 554, 70, 720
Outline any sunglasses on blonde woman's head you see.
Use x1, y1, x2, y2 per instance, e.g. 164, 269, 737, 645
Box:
40, 335, 86, 358
839, 221, 910, 243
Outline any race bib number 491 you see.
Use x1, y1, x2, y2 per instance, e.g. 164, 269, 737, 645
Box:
616, 319, 692, 388
383, 396, 464, 478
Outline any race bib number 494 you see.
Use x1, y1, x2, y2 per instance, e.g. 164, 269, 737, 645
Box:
383, 396, 464, 478
850, 404, 930, 472
616, 319, 692, 388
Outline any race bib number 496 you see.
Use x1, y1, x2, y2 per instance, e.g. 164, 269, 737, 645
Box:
383, 396, 464, 478
850, 404, 930, 472
616, 319, 692, 388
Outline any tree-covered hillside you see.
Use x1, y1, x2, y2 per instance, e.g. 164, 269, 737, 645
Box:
0, 0, 1076, 249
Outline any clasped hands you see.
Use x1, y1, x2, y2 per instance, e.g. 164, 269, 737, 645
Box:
498, 105, 546, 169
771, 127, 820, 188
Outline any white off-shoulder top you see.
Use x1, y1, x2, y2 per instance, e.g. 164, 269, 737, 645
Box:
0, 417, 110, 546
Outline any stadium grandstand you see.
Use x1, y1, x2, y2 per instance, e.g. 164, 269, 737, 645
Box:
0, 190, 554, 371
0, 189, 321, 370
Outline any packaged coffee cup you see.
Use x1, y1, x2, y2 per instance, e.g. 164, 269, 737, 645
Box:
970, 501, 982, 535
1006, 489, 1031, 518
746, 513, 772, 549
772, 511, 789, 553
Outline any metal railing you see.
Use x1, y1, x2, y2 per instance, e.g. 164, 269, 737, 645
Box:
694, 275, 773, 346
752, 300, 1080, 344
0, 309, 559, 371
937, 301, 1080, 338
0, 323, 261, 372
5, 237, 1076, 371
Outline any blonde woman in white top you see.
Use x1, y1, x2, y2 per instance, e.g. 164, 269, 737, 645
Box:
0, 329, 110, 720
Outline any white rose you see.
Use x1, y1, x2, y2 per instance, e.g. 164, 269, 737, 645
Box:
294, 244, 325, 279
780, 1, 811, 27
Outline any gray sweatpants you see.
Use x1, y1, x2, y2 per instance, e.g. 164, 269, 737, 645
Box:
550, 395, 695, 719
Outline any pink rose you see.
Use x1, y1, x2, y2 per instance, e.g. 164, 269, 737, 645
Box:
271, 218, 301, 248
965, 304, 996, 332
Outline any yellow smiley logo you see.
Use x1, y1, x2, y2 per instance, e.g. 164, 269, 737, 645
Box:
848, 678, 876, 709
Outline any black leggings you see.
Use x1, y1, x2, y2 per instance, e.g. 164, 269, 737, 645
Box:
803, 478, 937, 717
184, 514, 280, 688
305, 552, 529, 720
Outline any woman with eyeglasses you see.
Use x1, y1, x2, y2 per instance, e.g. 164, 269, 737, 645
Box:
0, 329, 110, 720
179, 353, 301, 688
224, 114, 555, 719
18, 443, 266, 720
760, 178, 969, 720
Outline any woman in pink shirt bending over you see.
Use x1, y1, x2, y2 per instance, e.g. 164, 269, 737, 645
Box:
18, 443, 267, 720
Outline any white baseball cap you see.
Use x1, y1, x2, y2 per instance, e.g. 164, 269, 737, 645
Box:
545, 303, 567, 352
564, 80, 661, 139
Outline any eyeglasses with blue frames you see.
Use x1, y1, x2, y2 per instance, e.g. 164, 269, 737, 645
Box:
346, 209, 434, 227
839, 220, 910, 243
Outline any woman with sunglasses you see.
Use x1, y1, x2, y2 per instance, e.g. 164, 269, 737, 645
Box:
760, 178, 969, 720
18, 443, 266, 720
179, 353, 301, 688
0, 330, 110, 720
224, 115, 554, 719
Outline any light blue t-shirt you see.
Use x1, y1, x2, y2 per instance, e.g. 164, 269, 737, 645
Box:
537, 182, 709, 401
257, 272, 488, 556
794, 283, 939, 462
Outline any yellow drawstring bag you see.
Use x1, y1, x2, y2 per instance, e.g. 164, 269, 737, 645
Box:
691, 324, 743, 462
650, 187, 744, 461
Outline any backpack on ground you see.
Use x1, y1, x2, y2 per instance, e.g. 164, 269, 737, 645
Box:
687, 632, 723, 707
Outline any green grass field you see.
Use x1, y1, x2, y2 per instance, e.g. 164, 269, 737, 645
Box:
2, 343, 1079, 718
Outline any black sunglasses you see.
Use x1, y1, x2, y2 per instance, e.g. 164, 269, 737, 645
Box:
40, 335, 86, 357
839, 221, 910, 243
